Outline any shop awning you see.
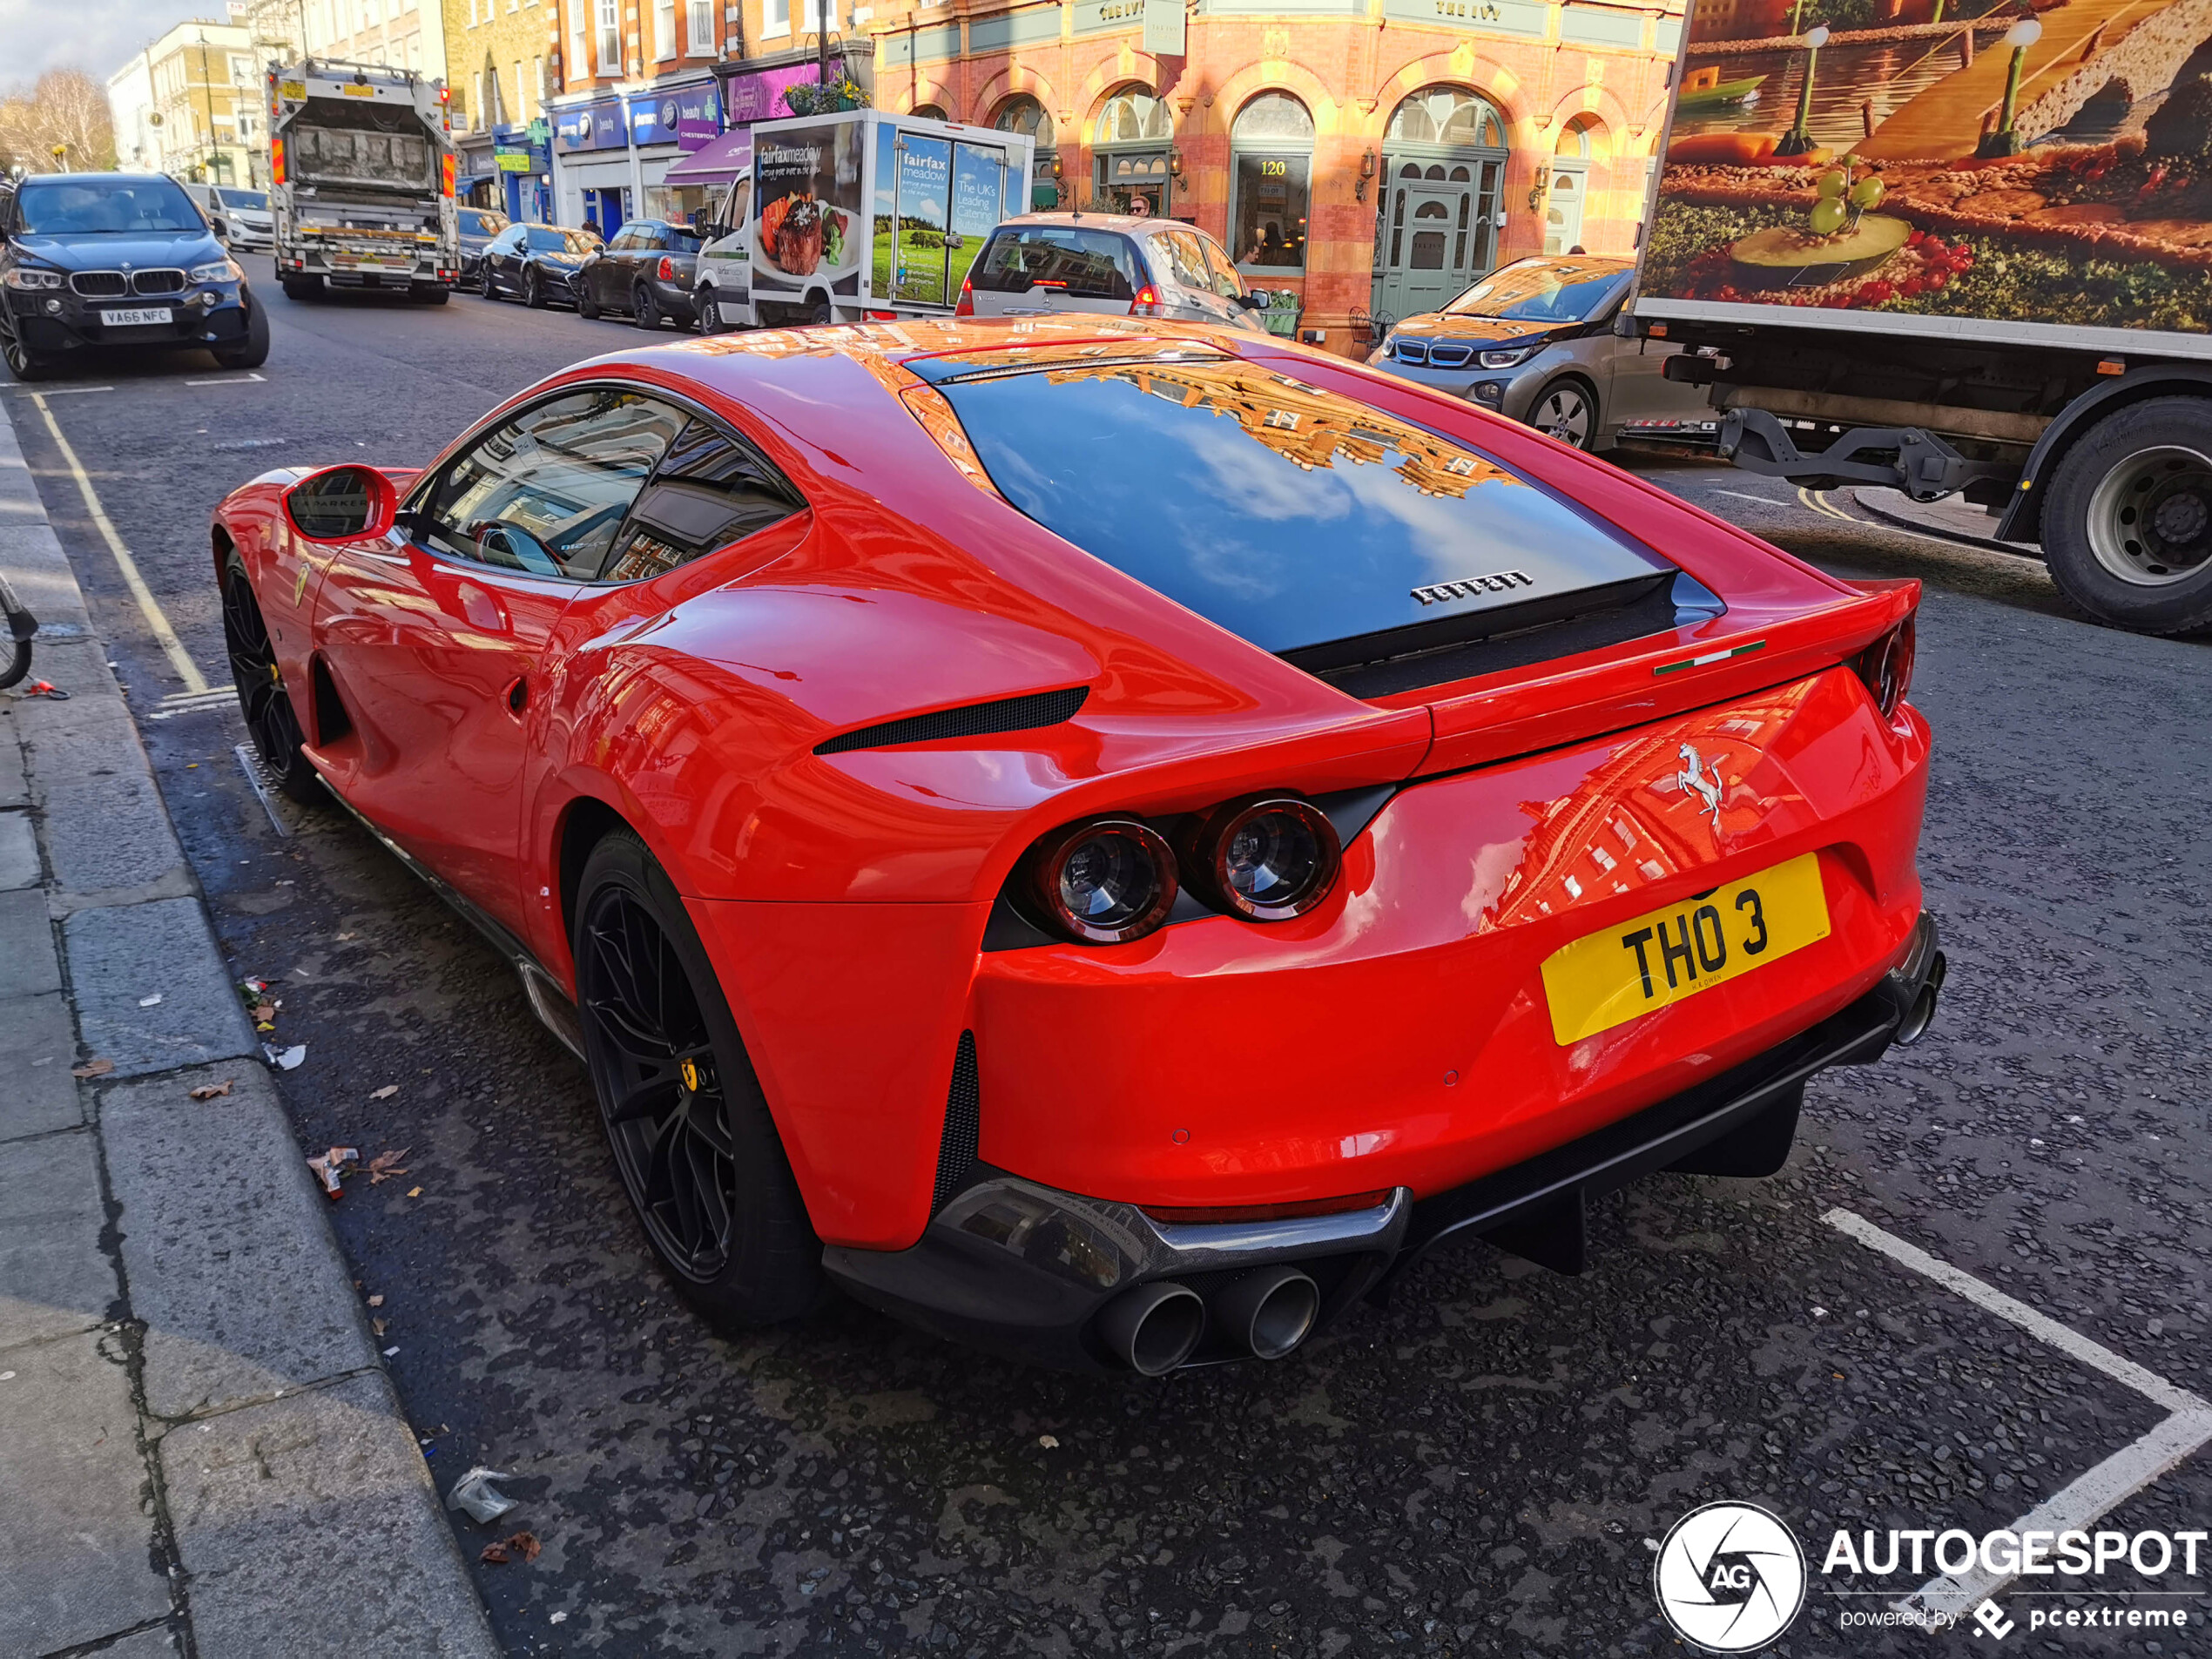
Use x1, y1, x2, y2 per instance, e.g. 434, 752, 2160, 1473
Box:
664, 129, 752, 185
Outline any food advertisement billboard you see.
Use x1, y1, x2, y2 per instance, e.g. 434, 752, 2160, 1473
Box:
1641, 0, 2212, 339
753, 119, 863, 300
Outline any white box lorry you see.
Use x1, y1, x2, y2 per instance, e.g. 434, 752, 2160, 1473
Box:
268, 60, 460, 304
1634, 1, 2212, 633
692, 108, 1033, 329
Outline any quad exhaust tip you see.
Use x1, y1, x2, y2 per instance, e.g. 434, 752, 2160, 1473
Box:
1099, 1281, 1206, 1376
1896, 949, 1947, 1047
1211, 1266, 1320, 1361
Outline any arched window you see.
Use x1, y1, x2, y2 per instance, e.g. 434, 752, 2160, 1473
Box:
912, 102, 948, 122
995, 94, 1060, 210
1547, 117, 1601, 253
1230, 91, 1313, 273
1093, 85, 1173, 214
1386, 87, 1507, 151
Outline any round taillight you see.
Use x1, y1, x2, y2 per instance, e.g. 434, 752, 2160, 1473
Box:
1189, 796, 1340, 922
1859, 617, 1917, 717
1028, 818, 1178, 945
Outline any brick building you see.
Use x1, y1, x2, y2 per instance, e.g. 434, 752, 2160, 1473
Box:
444, 0, 563, 217
863, 0, 1686, 349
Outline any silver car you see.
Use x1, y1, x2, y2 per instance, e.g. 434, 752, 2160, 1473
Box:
1367, 254, 1704, 451
964, 213, 1270, 333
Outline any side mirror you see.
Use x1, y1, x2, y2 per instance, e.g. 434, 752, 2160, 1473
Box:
284, 465, 396, 543
1237, 291, 1264, 310
210, 214, 230, 240
1612, 307, 1636, 340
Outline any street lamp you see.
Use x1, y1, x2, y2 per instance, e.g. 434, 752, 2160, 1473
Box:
1774, 24, 1831, 157
1976, 16, 2044, 158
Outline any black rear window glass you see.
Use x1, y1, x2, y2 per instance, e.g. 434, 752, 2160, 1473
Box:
934, 355, 1668, 659
601, 420, 802, 583
969, 226, 1136, 299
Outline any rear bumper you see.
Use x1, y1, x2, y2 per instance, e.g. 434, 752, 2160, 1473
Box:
826, 913, 1944, 1372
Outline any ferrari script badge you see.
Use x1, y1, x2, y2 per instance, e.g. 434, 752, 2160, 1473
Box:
1410, 569, 1535, 606
1676, 744, 1727, 828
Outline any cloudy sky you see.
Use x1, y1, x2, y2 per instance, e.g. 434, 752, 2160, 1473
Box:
3, 0, 216, 85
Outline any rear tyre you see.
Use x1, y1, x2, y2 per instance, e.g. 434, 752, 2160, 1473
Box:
211, 294, 271, 370
695, 287, 727, 334
523, 266, 547, 308
2042, 395, 2212, 634
220, 548, 322, 805
1527, 377, 1598, 450
410, 284, 449, 306
279, 273, 319, 302
807, 297, 831, 327
573, 828, 826, 1328
633, 284, 661, 331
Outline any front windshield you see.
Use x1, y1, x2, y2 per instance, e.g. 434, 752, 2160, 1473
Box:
218, 188, 269, 211
1444, 258, 1624, 324
18, 178, 204, 236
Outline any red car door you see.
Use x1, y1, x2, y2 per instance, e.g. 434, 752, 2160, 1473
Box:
311, 385, 691, 936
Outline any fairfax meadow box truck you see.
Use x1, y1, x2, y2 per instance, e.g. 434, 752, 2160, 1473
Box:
692, 108, 1033, 329
267, 60, 460, 304
1634, 0, 2212, 633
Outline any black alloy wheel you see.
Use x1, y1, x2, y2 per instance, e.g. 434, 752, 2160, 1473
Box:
1, 323, 52, 383
633, 283, 660, 331
220, 549, 323, 803
481, 263, 499, 300
577, 274, 601, 320
523, 266, 547, 308
574, 829, 824, 1326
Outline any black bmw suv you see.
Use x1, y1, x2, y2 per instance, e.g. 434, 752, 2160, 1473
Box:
0, 172, 270, 382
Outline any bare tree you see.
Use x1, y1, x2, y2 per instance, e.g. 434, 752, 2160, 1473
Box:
0, 70, 118, 174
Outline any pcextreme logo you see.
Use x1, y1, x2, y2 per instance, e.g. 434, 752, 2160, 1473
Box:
1652, 1501, 1809, 1652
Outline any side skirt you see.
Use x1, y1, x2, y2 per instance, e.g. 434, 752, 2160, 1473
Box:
315, 777, 586, 1062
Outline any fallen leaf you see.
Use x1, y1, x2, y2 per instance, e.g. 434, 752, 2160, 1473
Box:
480, 1541, 512, 1564
369, 1084, 398, 1101
368, 1148, 412, 1184
71, 1058, 115, 1079
253, 1002, 275, 1022
481, 1530, 540, 1566
406, 1185, 422, 1198
367, 1293, 384, 1307
372, 1318, 388, 1336
187, 1080, 233, 1102
336, 932, 356, 941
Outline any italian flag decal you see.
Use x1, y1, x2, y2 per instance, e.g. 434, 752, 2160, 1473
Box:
1654, 640, 1766, 676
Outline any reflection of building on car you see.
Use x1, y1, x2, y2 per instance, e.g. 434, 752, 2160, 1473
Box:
1368, 254, 1708, 451
212, 315, 1939, 1377
0, 172, 269, 382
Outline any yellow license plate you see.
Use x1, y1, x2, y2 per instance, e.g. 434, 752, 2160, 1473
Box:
1539, 853, 1831, 1045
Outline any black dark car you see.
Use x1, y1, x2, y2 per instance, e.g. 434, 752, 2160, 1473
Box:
477, 222, 599, 308
576, 217, 704, 330
0, 172, 269, 382
457, 206, 510, 278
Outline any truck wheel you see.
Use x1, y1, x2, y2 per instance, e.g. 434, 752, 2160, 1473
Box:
2044, 396, 2212, 634
279, 273, 319, 302
1527, 377, 1599, 450
807, 297, 831, 327
696, 288, 725, 334
211, 294, 271, 370
410, 284, 449, 306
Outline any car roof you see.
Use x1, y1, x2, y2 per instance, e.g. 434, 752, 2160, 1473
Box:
994, 212, 1189, 238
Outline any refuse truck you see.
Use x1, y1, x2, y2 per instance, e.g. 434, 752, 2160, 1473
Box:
692, 108, 1034, 330
1632, 0, 2212, 634
267, 60, 459, 304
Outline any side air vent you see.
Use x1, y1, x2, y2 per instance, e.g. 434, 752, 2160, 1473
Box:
931, 1031, 981, 1213
309, 654, 353, 745
813, 685, 1089, 756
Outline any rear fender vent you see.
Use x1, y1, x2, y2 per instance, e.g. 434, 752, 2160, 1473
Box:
309, 653, 353, 745
931, 1031, 981, 1213
814, 685, 1089, 756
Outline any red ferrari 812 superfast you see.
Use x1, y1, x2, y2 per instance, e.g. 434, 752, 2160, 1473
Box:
211, 318, 1941, 1373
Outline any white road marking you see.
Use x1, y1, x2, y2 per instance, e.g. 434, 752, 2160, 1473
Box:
185, 372, 268, 387
1711, 489, 1783, 506
1823, 1209, 2212, 1629
30, 393, 212, 696
4, 384, 114, 396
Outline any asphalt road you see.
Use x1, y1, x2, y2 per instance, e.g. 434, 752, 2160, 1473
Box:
7, 287, 2210, 1657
